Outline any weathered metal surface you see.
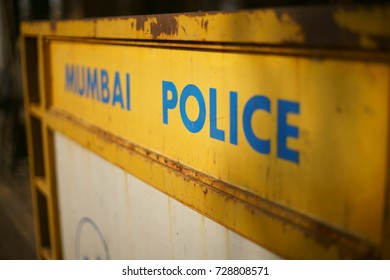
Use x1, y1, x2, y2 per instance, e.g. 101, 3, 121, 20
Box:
49, 40, 388, 245
20, 6, 390, 259
21, 6, 389, 50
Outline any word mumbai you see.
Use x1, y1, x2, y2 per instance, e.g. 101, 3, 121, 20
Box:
163, 81, 300, 163
64, 64, 131, 111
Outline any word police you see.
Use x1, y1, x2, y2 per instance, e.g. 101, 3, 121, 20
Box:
163, 81, 300, 163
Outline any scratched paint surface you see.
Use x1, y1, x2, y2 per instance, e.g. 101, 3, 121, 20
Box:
54, 132, 280, 259
49, 41, 389, 244
21, 6, 390, 50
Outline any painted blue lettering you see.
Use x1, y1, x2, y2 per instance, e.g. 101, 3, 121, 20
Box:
65, 64, 75, 92
209, 88, 225, 141
180, 84, 206, 133
162, 81, 178, 124
74, 65, 79, 94
277, 100, 299, 163
126, 73, 131, 111
243, 95, 271, 154
78, 66, 85, 96
112, 72, 124, 108
87, 68, 99, 101
230, 91, 238, 145
101, 69, 110, 104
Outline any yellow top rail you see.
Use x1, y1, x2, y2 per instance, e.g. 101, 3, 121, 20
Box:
21, 6, 390, 50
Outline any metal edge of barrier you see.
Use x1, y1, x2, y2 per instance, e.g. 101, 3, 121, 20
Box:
20, 5, 390, 50
20, 5, 390, 259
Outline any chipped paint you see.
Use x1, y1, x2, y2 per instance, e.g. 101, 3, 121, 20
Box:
21, 6, 389, 50
150, 15, 179, 38
334, 7, 390, 49
174, 10, 304, 44
334, 7, 390, 36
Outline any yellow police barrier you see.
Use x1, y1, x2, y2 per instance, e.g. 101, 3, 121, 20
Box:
21, 6, 390, 259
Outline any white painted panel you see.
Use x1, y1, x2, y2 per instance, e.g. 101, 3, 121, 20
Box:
126, 174, 172, 259
54, 132, 281, 259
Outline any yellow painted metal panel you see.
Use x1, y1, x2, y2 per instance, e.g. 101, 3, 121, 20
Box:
21, 6, 390, 259
49, 40, 389, 245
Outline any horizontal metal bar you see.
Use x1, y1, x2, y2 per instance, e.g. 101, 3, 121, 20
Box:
44, 107, 378, 259
21, 5, 390, 51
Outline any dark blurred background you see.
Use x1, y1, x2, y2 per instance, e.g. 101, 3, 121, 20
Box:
0, 0, 383, 260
